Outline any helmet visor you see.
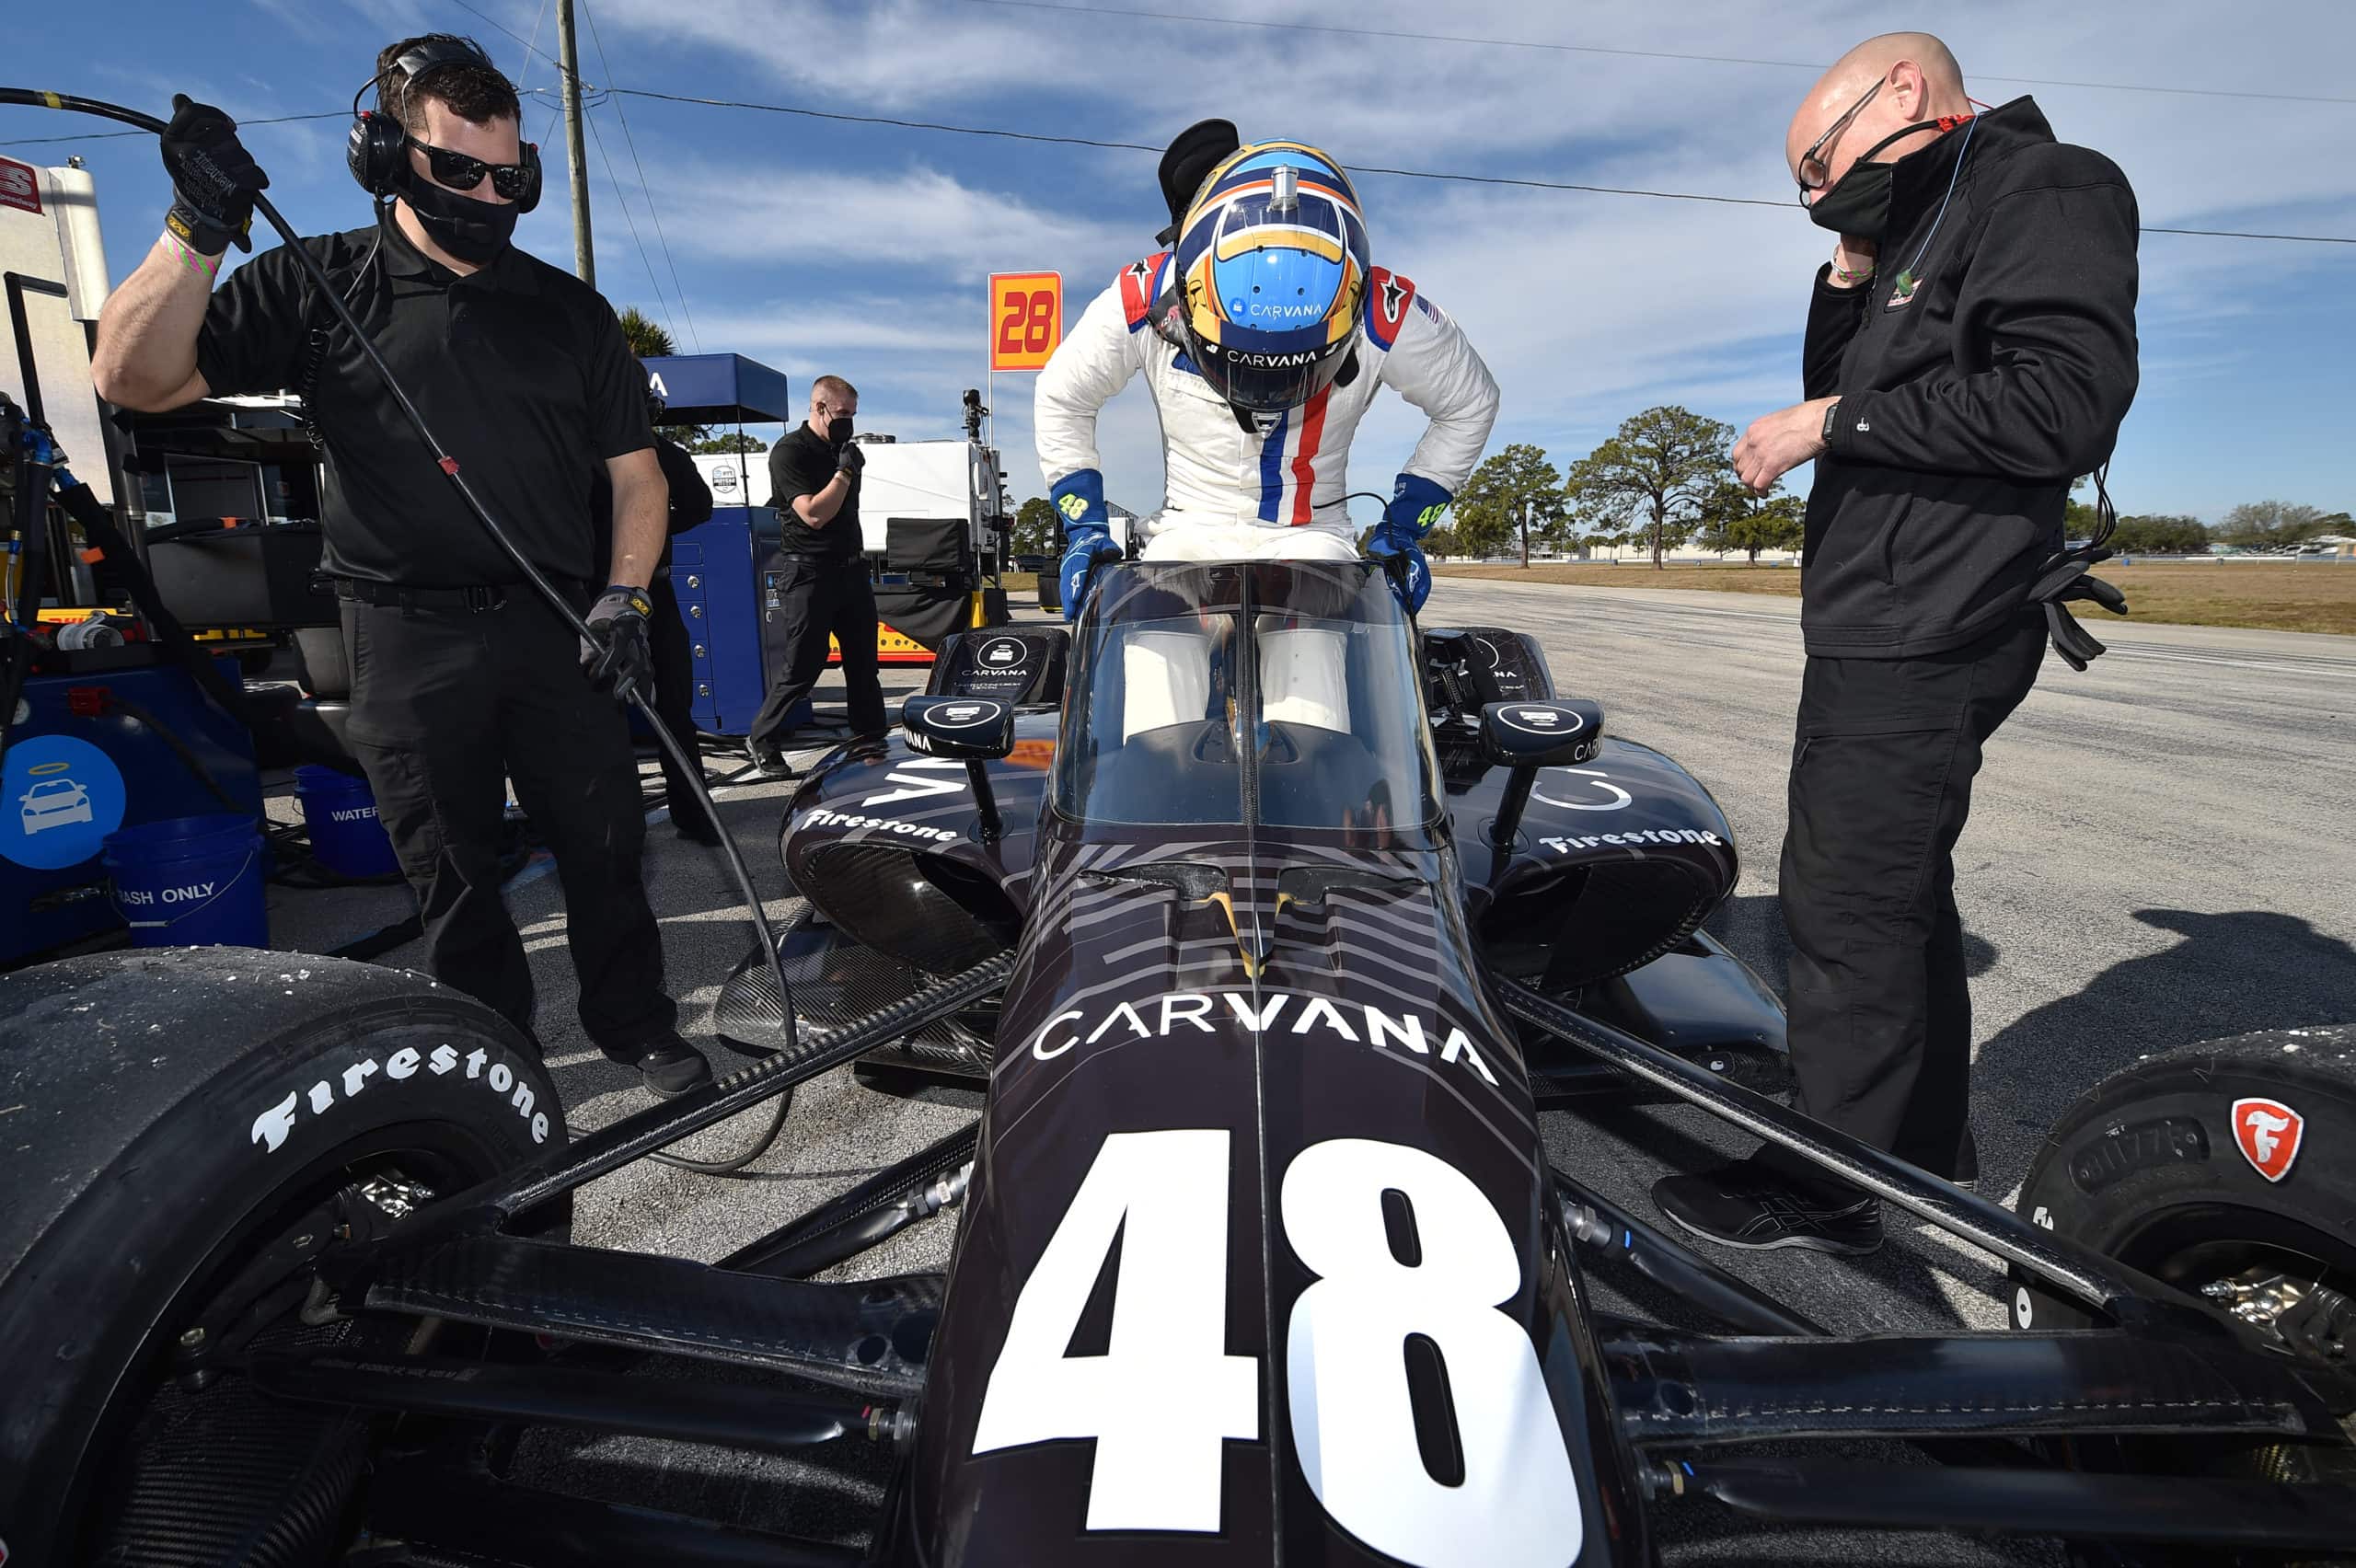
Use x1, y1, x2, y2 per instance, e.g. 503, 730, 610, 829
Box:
1189, 334, 1349, 412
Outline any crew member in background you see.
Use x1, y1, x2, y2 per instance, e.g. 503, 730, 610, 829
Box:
1652, 32, 2138, 1253
745, 375, 885, 775
1039, 127, 1498, 725
595, 384, 719, 844
90, 35, 712, 1099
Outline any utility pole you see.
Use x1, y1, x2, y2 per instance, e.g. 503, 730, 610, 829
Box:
556, 0, 594, 285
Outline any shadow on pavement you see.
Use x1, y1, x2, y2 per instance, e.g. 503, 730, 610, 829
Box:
1970, 906, 2356, 1196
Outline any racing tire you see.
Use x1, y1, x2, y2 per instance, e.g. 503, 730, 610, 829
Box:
2010, 1026, 2356, 1567
0, 947, 565, 1566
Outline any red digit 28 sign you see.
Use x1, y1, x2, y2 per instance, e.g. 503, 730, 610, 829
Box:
988, 271, 1063, 372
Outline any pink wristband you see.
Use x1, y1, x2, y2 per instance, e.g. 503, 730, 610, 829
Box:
165, 231, 222, 281
1829, 252, 1874, 288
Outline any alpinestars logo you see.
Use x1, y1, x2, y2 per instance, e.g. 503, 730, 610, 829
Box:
2231, 1097, 2304, 1182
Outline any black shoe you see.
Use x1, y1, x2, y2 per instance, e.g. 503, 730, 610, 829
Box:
1651, 1159, 1884, 1255
632, 1036, 713, 1099
749, 750, 797, 779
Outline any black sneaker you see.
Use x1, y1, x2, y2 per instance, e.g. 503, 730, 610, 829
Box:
633, 1037, 714, 1099
749, 750, 798, 779
1651, 1159, 1884, 1255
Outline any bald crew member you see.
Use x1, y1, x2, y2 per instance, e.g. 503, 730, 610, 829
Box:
1655, 32, 2140, 1254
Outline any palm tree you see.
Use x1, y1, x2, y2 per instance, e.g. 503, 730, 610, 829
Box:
616, 306, 674, 359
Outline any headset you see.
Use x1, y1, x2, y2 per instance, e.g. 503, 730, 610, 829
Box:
345, 38, 541, 213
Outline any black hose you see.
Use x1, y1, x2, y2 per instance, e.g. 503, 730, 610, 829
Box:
0, 86, 802, 1068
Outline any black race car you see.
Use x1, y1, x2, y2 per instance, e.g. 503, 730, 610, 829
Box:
4, 559, 2352, 1566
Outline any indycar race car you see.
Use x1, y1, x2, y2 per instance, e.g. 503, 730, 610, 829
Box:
5, 559, 2354, 1567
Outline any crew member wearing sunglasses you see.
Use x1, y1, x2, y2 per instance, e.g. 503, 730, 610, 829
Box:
93, 33, 714, 1102
1656, 32, 2140, 1257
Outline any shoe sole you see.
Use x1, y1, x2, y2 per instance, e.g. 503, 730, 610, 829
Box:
1656, 1203, 1884, 1257
643, 1073, 713, 1100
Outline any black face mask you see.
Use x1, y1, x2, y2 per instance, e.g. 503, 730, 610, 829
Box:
394, 165, 519, 264
1806, 118, 1969, 240
826, 416, 854, 445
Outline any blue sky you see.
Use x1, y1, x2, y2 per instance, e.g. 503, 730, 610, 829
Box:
5, 0, 2350, 524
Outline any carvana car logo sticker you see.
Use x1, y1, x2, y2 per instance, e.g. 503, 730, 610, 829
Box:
2230, 1097, 2304, 1182
2, 733, 128, 871
1497, 704, 1581, 737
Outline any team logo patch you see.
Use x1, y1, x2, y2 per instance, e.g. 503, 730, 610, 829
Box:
1364, 266, 1415, 350
2230, 1097, 2304, 1183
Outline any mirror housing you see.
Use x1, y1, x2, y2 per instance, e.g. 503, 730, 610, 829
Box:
901, 695, 1016, 761
1478, 699, 1604, 769
1478, 699, 1605, 849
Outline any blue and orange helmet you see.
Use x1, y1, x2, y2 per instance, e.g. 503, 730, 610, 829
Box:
1171, 140, 1370, 412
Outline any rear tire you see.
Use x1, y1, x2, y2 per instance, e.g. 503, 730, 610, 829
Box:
0, 948, 565, 1565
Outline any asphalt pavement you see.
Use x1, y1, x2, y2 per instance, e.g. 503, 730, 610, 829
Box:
272, 582, 2356, 1562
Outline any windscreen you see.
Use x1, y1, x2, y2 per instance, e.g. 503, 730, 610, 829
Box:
1056, 560, 1438, 832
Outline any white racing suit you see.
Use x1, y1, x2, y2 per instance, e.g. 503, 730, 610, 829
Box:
1037, 254, 1499, 738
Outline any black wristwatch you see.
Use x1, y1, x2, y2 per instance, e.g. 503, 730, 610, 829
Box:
1820, 399, 1842, 445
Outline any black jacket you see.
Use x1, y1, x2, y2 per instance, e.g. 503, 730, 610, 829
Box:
1802, 98, 2139, 658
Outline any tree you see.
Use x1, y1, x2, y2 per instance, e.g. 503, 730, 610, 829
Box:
1697, 480, 1806, 563
1422, 524, 1461, 559
689, 432, 767, 455
1011, 496, 1061, 558
2108, 513, 2209, 555
616, 306, 673, 359
1562, 406, 1734, 570
2219, 500, 2330, 548
1453, 444, 1563, 568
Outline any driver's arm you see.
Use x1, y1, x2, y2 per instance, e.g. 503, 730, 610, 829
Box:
1035, 271, 1154, 525
1377, 289, 1501, 496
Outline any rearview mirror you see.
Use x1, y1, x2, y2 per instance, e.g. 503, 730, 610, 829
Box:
1478, 699, 1604, 769
1478, 699, 1605, 849
901, 695, 1016, 761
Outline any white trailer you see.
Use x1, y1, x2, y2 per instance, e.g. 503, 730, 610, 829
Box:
693, 437, 1002, 560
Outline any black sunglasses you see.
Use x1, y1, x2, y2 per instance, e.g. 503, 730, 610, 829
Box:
406, 134, 534, 201
1796, 80, 1881, 196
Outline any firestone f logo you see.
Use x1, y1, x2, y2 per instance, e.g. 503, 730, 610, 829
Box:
2230, 1097, 2304, 1182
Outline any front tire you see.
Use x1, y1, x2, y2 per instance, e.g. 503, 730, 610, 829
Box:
0, 948, 565, 1564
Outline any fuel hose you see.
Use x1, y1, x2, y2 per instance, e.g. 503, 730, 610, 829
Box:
1, 87, 802, 1173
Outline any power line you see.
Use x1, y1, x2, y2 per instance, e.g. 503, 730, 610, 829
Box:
578, 0, 699, 351
0, 110, 347, 148
606, 86, 2356, 241
446, 0, 566, 80
959, 0, 2356, 107
583, 101, 678, 342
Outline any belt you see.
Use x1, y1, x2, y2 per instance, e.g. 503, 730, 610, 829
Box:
337, 579, 515, 611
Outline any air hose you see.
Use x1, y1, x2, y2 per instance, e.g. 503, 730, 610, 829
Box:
0, 88, 805, 1168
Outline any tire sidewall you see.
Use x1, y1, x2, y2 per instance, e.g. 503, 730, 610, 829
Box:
2011, 1039, 2356, 1333
0, 1001, 560, 1562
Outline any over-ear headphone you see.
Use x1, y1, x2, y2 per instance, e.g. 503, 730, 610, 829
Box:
346, 38, 541, 213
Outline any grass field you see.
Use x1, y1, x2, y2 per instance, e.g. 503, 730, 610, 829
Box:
1432, 560, 2356, 637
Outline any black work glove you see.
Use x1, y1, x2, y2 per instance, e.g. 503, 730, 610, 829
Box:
835, 442, 865, 480
160, 95, 268, 257
579, 584, 655, 703
2027, 547, 2129, 673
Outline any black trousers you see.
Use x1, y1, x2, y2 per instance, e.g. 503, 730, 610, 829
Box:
746, 555, 887, 755
341, 591, 676, 1060
647, 577, 716, 836
1762, 614, 2047, 1198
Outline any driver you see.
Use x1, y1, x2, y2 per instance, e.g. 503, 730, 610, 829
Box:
1036, 129, 1497, 735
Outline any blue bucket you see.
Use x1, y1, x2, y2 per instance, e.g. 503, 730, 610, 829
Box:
103, 813, 268, 949
294, 765, 400, 878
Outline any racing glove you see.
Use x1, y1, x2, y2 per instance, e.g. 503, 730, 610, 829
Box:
1365, 472, 1449, 616
159, 95, 268, 256
835, 442, 866, 480
2027, 546, 2129, 673
1059, 523, 1122, 624
1050, 468, 1118, 623
579, 584, 655, 702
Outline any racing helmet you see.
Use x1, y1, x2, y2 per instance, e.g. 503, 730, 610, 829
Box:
1169, 140, 1369, 413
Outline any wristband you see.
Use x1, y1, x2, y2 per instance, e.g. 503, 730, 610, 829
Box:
161, 227, 224, 280
1829, 251, 1875, 288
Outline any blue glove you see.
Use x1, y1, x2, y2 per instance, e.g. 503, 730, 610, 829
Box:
1059, 522, 1122, 623
1051, 468, 1117, 623
1365, 472, 1448, 616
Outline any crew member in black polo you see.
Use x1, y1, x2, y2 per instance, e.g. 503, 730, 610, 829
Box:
91, 34, 711, 1098
745, 375, 886, 774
